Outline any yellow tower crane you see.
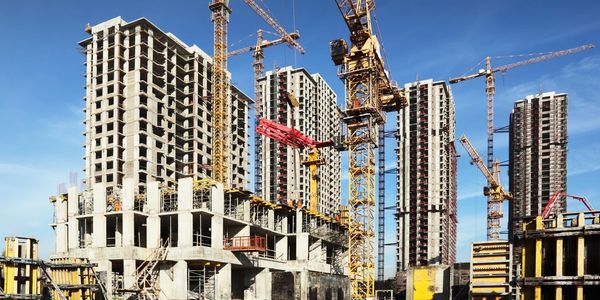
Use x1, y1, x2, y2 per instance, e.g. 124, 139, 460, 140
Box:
459, 134, 513, 225
209, 0, 231, 186
209, 0, 303, 188
449, 43, 594, 240
228, 29, 302, 196
330, 0, 405, 298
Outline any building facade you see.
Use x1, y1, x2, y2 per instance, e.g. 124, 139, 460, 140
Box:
396, 79, 457, 273
256, 67, 341, 216
80, 17, 250, 191
509, 92, 568, 240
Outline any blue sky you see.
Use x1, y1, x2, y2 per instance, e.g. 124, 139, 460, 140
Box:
1, 1, 599, 279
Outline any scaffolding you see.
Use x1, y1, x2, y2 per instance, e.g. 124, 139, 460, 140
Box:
193, 179, 216, 210
160, 186, 178, 212
188, 263, 217, 300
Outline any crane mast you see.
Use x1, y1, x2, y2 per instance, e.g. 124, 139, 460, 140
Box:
239, 0, 305, 197
449, 43, 594, 240
331, 0, 404, 298
209, 0, 231, 186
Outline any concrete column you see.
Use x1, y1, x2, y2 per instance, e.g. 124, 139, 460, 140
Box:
67, 186, 79, 217
178, 178, 193, 248
268, 210, 275, 230
212, 183, 224, 215
96, 260, 112, 295
122, 212, 135, 247
297, 232, 309, 260
212, 215, 224, 249
68, 218, 78, 250
178, 177, 193, 211
56, 223, 68, 253
179, 212, 192, 248
281, 213, 288, 234
243, 200, 251, 222
299, 270, 309, 300
215, 263, 232, 299
92, 184, 106, 248
171, 261, 188, 299
147, 181, 160, 248
123, 259, 136, 289
254, 268, 272, 299
122, 178, 135, 211
67, 186, 79, 250
296, 210, 303, 233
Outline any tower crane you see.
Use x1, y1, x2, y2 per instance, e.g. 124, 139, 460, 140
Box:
449, 43, 594, 240
459, 134, 513, 237
209, 0, 304, 188
228, 29, 301, 196
209, 0, 231, 186
330, 0, 405, 298
256, 118, 334, 212
541, 191, 595, 219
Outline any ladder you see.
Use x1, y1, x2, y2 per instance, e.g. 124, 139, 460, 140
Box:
130, 238, 169, 300
39, 264, 68, 300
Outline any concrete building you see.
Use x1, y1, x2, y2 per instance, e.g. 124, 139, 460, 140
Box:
396, 79, 457, 273
80, 17, 250, 191
255, 67, 341, 216
509, 92, 568, 242
50, 179, 349, 299
49, 17, 350, 300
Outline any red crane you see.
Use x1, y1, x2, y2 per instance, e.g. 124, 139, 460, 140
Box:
541, 191, 595, 219
256, 118, 333, 212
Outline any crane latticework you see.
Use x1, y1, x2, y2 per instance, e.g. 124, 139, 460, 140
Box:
332, 0, 405, 298
459, 135, 512, 240
209, 0, 231, 187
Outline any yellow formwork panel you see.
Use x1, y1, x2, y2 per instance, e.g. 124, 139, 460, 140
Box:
50, 257, 99, 300
1, 237, 41, 296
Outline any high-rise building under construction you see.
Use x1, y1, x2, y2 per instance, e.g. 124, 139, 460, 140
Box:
509, 91, 568, 240
255, 67, 341, 216
50, 17, 350, 300
80, 17, 250, 191
396, 79, 457, 273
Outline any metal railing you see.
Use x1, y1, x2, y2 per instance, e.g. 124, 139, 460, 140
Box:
192, 233, 211, 247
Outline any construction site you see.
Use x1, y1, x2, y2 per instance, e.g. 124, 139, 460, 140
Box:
0, 1, 598, 300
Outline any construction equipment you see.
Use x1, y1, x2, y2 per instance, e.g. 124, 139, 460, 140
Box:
242, 0, 305, 55
209, 0, 304, 189
331, 0, 405, 297
459, 134, 513, 239
209, 0, 231, 186
256, 118, 334, 212
541, 191, 595, 219
228, 29, 302, 197
240, 0, 305, 198
449, 43, 594, 240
